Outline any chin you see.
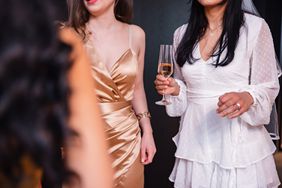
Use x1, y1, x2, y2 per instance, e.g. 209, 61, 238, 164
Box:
84, 1, 102, 14
197, 0, 226, 7
85, 0, 99, 5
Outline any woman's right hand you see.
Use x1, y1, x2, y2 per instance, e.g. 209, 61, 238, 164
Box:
154, 74, 180, 96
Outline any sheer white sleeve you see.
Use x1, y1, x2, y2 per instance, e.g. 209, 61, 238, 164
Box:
166, 25, 188, 117
240, 20, 280, 127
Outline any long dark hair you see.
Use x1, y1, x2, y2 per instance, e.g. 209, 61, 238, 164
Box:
67, 0, 133, 40
176, 0, 244, 67
0, 0, 75, 187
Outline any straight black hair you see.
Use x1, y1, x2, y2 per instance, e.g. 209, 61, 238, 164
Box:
176, 0, 244, 67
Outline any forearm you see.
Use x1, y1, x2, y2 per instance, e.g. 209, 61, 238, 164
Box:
132, 85, 153, 134
240, 82, 279, 126
165, 78, 188, 117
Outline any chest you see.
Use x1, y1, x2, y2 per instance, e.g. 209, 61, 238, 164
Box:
90, 33, 130, 71
181, 36, 251, 88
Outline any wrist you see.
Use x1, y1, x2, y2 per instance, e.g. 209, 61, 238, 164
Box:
140, 123, 153, 134
243, 91, 254, 105
171, 83, 180, 96
142, 128, 153, 134
136, 111, 151, 121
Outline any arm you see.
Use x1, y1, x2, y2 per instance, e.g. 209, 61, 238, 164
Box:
162, 25, 188, 117
131, 25, 156, 165
239, 20, 280, 126
60, 28, 113, 188
217, 20, 280, 125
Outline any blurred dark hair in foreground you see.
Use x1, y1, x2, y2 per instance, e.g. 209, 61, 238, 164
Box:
0, 0, 75, 187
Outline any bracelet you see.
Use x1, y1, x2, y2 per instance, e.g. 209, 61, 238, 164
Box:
136, 111, 151, 121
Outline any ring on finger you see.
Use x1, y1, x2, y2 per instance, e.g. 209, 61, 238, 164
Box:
235, 102, 241, 111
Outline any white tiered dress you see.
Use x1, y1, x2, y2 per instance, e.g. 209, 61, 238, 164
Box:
166, 14, 281, 188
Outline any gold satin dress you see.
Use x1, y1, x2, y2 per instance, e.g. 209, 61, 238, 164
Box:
84, 28, 144, 188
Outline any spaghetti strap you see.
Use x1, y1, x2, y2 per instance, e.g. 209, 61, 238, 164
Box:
128, 25, 132, 49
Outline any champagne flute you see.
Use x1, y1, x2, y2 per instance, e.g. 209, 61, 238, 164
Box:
155, 44, 174, 106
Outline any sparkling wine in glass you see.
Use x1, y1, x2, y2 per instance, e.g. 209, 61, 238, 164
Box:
155, 44, 174, 105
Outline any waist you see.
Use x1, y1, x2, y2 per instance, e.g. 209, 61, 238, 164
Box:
99, 101, 133, 115
187, 88, 239, 103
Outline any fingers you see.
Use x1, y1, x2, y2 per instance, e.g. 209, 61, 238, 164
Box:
228, 102, 249, 119
140, 134, 156, 165
217, 98, 238, 114
141, 147, 156, 165
154, 75, 169, 91
155, 85, 168, 92
227, 108, 243, 119
218, 105, 237, 117
154, 75, 177, 95
218, 92, 239, 105
156, 74, 167, 81
167, 77, 177, 86
141, 147, 147, 164
217, 92, 249, 118
155, 74, 168, 85
218, 92, 234, 104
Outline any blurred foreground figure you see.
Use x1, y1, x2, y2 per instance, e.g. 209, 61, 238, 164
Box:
0, 0, 113, 187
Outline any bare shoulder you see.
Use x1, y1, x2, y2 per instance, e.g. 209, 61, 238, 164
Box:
128, 24, 145, 54
130, 24, 145, 43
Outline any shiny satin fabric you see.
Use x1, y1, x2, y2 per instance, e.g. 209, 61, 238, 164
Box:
84, 38, 143, 188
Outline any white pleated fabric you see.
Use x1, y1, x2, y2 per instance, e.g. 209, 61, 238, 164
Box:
169, 156, 279, 188
166, 13, 280, 188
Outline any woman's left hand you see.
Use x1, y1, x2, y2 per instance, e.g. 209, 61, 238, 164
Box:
217, 92, 254, 119
141, 132, 156, 165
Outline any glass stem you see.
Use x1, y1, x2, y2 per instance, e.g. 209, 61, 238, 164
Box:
162, 90, 166, 102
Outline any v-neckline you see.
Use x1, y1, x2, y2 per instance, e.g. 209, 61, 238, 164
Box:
197, 43, 211, 63
85, 24, 134, 76
85, 37, 134, 77
106, 48, 132, 74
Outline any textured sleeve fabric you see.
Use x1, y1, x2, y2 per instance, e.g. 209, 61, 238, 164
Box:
240, 20, 280, 126
166, 25, 188, 117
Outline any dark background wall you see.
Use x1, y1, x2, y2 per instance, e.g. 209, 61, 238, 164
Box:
132, 1, 282, 188
133, 1, 188, 188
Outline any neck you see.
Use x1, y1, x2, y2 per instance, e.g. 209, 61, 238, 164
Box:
89, 5, 118, 30
204, 2, 227, 29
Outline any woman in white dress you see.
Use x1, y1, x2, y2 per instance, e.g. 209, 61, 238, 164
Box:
155, 0, 281, 187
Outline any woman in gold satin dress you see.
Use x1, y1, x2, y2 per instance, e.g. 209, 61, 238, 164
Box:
66, 0, 157, 187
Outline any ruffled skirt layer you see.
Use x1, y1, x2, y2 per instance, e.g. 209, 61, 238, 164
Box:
169, 156, 280, 188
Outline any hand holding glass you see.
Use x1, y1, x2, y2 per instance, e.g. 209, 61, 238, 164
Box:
155, 45, 174, 105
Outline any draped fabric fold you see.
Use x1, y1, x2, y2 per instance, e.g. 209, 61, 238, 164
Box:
99, 101, 141, 186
